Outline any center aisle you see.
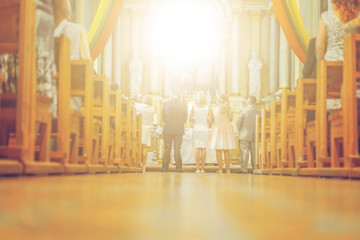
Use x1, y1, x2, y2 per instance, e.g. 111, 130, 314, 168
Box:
1, 173, 360, 239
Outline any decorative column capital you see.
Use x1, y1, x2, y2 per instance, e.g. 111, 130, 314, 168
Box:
232, 2, 243, 14
250, 10, 263, 22
267, 7, 276, 18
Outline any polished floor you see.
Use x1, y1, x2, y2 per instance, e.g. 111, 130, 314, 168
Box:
1, 173, 360, 240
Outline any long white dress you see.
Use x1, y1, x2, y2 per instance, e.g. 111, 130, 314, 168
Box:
208, 107, 236, 150
135, 103, 154, 146
192, 105, 209, 148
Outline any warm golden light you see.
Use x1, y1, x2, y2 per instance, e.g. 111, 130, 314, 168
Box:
152, 0, 219, 66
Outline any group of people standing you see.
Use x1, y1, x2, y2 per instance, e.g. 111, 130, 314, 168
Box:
160, 90, 260, 174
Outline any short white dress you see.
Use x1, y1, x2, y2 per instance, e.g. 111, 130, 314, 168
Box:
135, 103, 154, 147
208, 107, 236, 150
192, 105, 209, 148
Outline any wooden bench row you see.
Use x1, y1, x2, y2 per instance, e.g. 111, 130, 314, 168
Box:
255, 33, 360, 178
0, 1, 142, 175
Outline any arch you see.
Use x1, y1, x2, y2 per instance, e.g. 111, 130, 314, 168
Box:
210, 0, 232, 21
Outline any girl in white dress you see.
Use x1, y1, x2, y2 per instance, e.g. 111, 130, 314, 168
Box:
208, 94, 236, 173
135, 95, 154, 170
189, 91, 212, 173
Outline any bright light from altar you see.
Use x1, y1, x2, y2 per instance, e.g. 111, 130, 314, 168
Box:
152, 0, 219, 65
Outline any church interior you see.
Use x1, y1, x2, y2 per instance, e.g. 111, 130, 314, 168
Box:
1, 0, 360, 239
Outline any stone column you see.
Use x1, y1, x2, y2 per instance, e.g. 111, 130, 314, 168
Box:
112, 18, 121, 86
218, 39, 227, 94
249, 11, 262, 97
260, 11, 271, 97
217, 22, 229, 95
269, 11, 279, 93
238, 12, 252, 98
74, 0, 86, 26
231, 11, 241, 96
279, 28, 291, 89
131, 9, 141, 55
251, 11, 262, 55
120, 9, 132, 96
150, 50, 160, 95
101, 36, 112, 79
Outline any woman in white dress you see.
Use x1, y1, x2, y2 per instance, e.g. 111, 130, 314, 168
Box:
208, 94, 236, 173
189, 91, 212, 173
135, 95, 154, 171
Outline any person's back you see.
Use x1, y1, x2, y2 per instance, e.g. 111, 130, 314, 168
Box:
237, 105, 261, 142
316, 1, 360, 62
236, 96, 260, 173
322, 10, 346, 61
193, 105, 209, 130
162, 98, 187, 136
161, 92, 187, 172
213, 105, 231, 123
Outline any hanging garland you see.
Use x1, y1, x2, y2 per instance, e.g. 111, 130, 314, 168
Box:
272, 0, 310, 63
87, 0, 125, 60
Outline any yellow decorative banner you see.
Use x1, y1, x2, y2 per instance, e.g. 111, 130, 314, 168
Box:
87, 0, 125, 60
272, 0, 310, 63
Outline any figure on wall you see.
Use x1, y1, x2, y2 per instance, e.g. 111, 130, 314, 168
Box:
248, 51, 263, 97
129, 51, 143, 95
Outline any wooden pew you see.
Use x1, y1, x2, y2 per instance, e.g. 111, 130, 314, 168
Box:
295, 78, 316, 168
70, 60, 104, 173
270, 100, 281, 172
0, 0, 63, 175
254, 109, 270, 174
306, 121, 316, 169
300, 60, 344, 177
128, 104, 142, 170
135, 114, 142, 168
110, 90, 128, 172
261, 109, 271, 173
93, 75, 112, 172
255, 114, 261, 169
116, 98, 142, 172
315, 60, 345, 176
343, 33, 360, 178
107, 126, 117, 172
52, 35, 86, 174
93, 75, 119, 173
119, 98, 131, 168
280, 91, 296, 171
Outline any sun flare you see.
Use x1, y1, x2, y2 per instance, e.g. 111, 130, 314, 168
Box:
152, 0, 220, 66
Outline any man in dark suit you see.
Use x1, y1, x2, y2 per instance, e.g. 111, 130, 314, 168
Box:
161, 90, 187, 172
236, 96, 261, 173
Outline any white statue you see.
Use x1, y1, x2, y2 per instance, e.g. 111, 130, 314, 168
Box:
129, 51, 143, 94
248, 51, 263, 96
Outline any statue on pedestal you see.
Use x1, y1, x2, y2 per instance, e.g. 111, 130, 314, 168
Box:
248, 51, 263, 96
129, 51, 143, 94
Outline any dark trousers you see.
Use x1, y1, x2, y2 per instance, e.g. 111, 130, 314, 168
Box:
162, 134, 183, 172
